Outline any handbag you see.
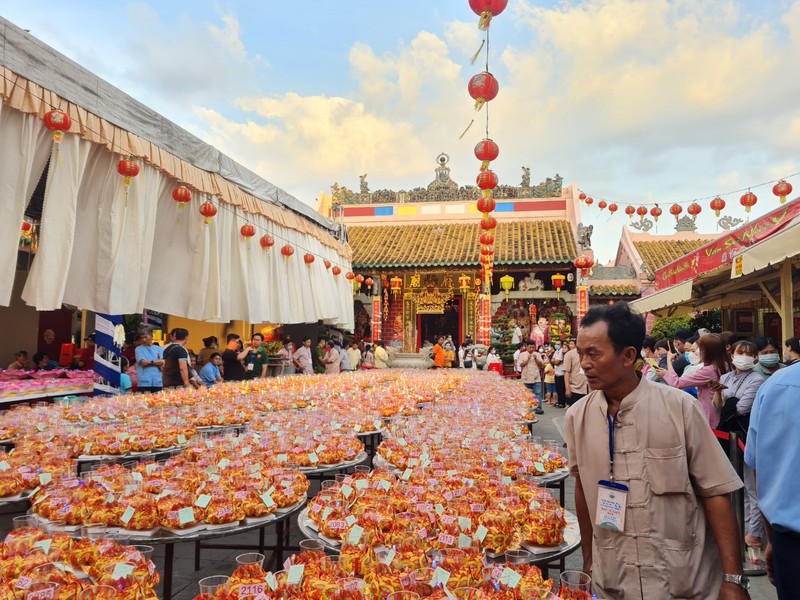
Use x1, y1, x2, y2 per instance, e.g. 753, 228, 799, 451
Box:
716, 372, 755, 438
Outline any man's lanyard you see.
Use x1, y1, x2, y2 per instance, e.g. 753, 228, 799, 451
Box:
607, 412, 619, 481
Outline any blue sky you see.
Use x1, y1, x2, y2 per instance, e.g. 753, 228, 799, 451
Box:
2, 0, 799, 263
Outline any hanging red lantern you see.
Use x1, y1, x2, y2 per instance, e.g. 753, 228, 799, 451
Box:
21, 221, 31, 232
240, 224, 255, 240
172, 186, 191, 208
636, 206, 647, 219
469, 0, 508, 29
354, 274, 364, 284
710, 196, 726, 217
476, 170, 498, 190
578, 193, 587, 201
467, 72, 499, 110
324, 259, 331, 269
303, 253, 315, 266
670, 204, 683, 220
479, 232, 494, 245
474, 138, 499, 170
650, 205, 662, 222
259, 235, 274, 249
481, 245, 494, 256
365, 277, 374, 287
332, 266, 342, 276
43, 109, 72, 143
117, 158, 140, 189
476, 196, 496, 213
688, 202, 702, 220
597, 200, 607, 211
625, 205, 636, 219
199, 202, 217, 224
585, 197, 594, 206
574, 254, 596, 279
480, 215, 497, 230
281, 244, 294, 257
608, 203, 618, 214
772, 180, 792, 204
740, 191, 757, 213
480, 255, 492, 265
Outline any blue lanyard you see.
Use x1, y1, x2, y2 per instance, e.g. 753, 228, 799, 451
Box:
607, 412, 618, 481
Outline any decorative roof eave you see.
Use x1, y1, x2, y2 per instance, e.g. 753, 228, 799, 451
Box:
352, 260, 576, 269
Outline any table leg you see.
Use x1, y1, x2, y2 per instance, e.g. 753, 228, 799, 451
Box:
195, 539, 201, 571
275, 519, 284, 567
162, 542, 175, 599
259, 525, 265, 554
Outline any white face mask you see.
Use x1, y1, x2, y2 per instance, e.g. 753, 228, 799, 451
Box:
732, 355, 755, 371
688, 350, 701, 365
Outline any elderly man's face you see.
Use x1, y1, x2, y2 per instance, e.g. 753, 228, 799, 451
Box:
577, 321, 635, 391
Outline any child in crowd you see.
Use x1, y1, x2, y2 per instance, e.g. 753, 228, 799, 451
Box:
543, 354, 556, 405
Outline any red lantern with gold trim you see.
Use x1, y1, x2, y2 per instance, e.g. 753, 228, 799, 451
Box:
469, 0, 508, 29
172, 186, 191, 208
43, 109, 71, 143
467, 72, 499, 110
636, 206, 647, 219
240, 224, 255, 241
480, 215, 497, 231
625, 205, 636, 219
773, 180, 792, 204
324, 259, 331, 269
670, 203, 683, 220
480, 254, 492, 265
585, 197, 594, 206
598, 200, 607, 211
199, 202, 217, 224
710, 196, 726, 217
303, 253, 315, 266
578, 193, 587, 201
479, 232, 494, 245
740, 191, 757, 213
259, 235, 274, 249
355, 274, 365, 284
332, 266, 342, 276
281, 244, 294, 257
345, 271, 355, 281
608, 203, 618, 215
365, 277, 374, 287
474, 138, 499, 170
688, 202, 702, 220
650, 205, 662, 222
574, 254, 595, 279
481, 245, 494, 256
476, 196, 496, 213
21, 221, 31, 232
117, 159, 139, 184
476, 170, 498, 190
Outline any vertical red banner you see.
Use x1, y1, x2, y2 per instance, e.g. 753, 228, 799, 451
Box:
371, 296, 381, 343
577, 285, 588, 325
480, 295, 491, 345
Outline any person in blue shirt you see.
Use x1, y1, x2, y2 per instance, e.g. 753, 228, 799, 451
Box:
134, 331, 163, 393
745, 362, 800, 597
199, 352, 223, 387
119, 356, 132, 394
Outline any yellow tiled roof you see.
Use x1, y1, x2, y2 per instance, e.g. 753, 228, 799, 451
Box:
633, 239, 710, 271
349, 221, 577, 268
588, 284, 640, 296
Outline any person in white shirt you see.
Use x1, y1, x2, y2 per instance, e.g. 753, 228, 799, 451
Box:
511, 324, 523, 345
346, 343, 362, 369
338, 342, 352, 371
513, 347, 523, 376
551, 342, 566, 407
292, 337, 313, 375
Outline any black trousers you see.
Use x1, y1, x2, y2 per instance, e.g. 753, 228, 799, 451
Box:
773, 527, 800, 600
566, 391, 585, 407
555, 375, 566, 406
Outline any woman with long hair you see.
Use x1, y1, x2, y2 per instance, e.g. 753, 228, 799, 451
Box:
660, 333, 731, 428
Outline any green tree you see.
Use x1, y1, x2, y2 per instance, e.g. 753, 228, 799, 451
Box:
691, 309, 722, 333
649, 314, 694, 341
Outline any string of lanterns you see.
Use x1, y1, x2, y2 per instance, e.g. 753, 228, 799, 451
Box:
31, 106, 355, 278
577, 174, 796, 223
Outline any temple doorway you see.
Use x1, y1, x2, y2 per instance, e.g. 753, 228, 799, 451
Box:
417, 298, 462, 348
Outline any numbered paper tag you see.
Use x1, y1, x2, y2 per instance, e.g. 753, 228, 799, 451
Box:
238, 583, 265, 598
178, 507, 196, 525
286, 564, 304, 585
474, 525, 488, 542
120, 506, 135, 525
14, 576, 32, 590
430, 567, 450, 586
112, 563, 135, 580
595, 480, 628, 532
260, 493, 275, 508
195, 494, 212, 509
347, 524, 364, 545
26, 588, 55, 600
341, 484, 353, 499
499, 567, 522, 588
266, 572, 278, 591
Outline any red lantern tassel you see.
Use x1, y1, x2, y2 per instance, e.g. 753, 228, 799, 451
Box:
478, 11, 492, 30
459, 119, 475, 139
480, 160, 491, 171
469, 40, 486, 65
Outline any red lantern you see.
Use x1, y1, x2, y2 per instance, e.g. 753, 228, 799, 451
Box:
332, 266, 342, 276
365, 277, 374, 287
303, 253, 315, 266
688, 202, 702, 220
281, 244, 294, 257
481, 245, 494, 256
480, 255, 492, 265
636, 206, 647, 219
710, 196, 726, 217
585, 197, 594, 206
324, 259, 331, 269
773, 180, 792, 204
574, 254, 595, 278
598, 200, 607, 211
354, 275, 364, 285
608, 203, 618, 214
259, 235, 274, 249
199, 202, 217, 224
479, 232, 494, 245
43, 109, 72, 143
469, 0, 508, 29
740, 191, 757, 213
476, 170, 498, 190
625, 205, 636, 219
240, 224, 255, 240
650, 205, 662, 222
474, 138, 499, 170
670, 203, 683, 220
21, 221, 31, 232
172, 186, 191, 208
467, 72, 499, 110
476, 196, 496, 213
117, 159, 140, 185
578, 193, 587, 201
480, 215, 497, 231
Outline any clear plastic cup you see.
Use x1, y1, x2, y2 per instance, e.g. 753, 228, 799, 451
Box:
235, 552, 266, 568
452, 587, 484, 599
559, 570, 591, 592
13, 515, 39, 529
335, 577, 367, 599
198, 575, 230, 597
299, 539, 325, 553
25, 581, 59, 600
505, 549, 532, 564
80, 524, 108, 540
77, 585, 117, 599
386, 593, 420, 600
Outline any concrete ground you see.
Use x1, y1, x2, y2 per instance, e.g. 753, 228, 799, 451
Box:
0, 407, 778, 599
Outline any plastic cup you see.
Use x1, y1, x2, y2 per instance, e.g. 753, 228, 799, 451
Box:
320, 480, 337, 490
126, 545, 154, 563
198, 575, 230, 597
80, 524, 108, 540
13, 515, 39, 529
25, 581, 59, 600
505, 549, 532, 565
235, 552, 266, 568
299, 539, 325, 553
353, 465, 370, 474
559, 570, 591, 592
386, 593, 420, 600
452, 587, 484, 599
77, 585, 117, 599
335, 577, 367, 599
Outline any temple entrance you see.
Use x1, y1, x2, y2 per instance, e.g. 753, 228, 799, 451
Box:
417, 298, 462, 348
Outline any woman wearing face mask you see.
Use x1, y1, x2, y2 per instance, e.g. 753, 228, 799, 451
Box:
753, 336, 784, 378
661, 333, 731, 429
784, 336, 800, 366
710, 340, 766, 553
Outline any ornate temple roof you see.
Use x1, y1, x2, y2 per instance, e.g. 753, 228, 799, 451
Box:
633, 239, 711, 272
588, 284, 640, 297
349, 221, 577, 269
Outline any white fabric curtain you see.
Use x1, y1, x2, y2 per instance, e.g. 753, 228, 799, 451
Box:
0, 107, 52, 305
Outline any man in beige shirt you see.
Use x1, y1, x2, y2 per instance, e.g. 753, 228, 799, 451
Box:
563, 338, 589, 406
519, 341, 544, 414
564, 302, 749, 599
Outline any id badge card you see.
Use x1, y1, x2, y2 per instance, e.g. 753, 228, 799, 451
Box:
247, 362, 254, 371
596, 480, 628, 532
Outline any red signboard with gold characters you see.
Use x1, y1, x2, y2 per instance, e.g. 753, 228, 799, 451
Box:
655, 199, 800, 290
577, 285, 588, 325
371, 296, 381, 342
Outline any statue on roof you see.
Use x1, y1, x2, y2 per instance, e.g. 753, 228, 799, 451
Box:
521, 167, 531, 188
427, 153, 458, 193
577, 223, 593, 250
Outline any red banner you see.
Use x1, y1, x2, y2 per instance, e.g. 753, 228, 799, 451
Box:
577, 285, 588, 325
655, 200, 800, 290
480, 295, 491, 345
371, 296, 381, 343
